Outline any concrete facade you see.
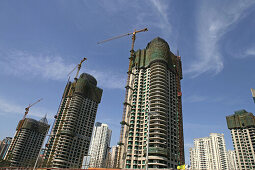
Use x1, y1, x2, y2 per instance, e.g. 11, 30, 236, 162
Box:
226, 110, 255, 170
88, 122, 112, 168
5, 117, 49, 167
189, 133, 229, 170
227, 150, 237, 170
43, 73, 103, 168
110, 145, 119, 168
118, 37, 184, 169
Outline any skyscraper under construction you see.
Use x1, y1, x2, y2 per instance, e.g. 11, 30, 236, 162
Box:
5, 116, 49, 167
118, 37, 184, 169
43, 73, 103, 168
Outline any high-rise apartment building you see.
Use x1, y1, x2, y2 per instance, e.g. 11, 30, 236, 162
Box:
0, 137, 12, 160
189, 148, 195, 169
227, 150, 237, 170
88, 122, 112, 168
110, 145, 119, 168
226, 110, 255, 170
5, 117, 49, 167
44, 73, 103, 168
118, 37, 184, 169
189, 133, 229, 170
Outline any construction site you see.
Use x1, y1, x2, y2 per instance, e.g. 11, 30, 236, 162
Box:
0, 28, 185, 170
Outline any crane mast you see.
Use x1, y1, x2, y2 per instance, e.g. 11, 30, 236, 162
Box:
67, 57, 87, 81
98, 28, 148, 168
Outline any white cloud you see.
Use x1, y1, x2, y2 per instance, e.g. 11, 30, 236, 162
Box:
245, 46, 255, 56
87, 69, 126, 90
0, 50, 126, 90
185, 1, 255, 77
0, 97, 54, 118
0, 50, 75, 81
184, 95, 207, 103
148, 0, 172, 36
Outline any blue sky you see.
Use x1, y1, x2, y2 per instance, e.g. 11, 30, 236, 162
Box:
0, 0, 255, 164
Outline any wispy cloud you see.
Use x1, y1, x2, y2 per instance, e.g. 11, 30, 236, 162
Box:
87, 70, 126, 90
0, 50, 75, 81
148, 0, 172, 36
0, 50, 126, 90
94, 0, 173, 38
245, 46, 255, 56
185, 1, 255, 77
184, 95, 207, 103
0, 97, 54, 118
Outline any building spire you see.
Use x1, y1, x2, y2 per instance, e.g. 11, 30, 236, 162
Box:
39, 114, 48, 124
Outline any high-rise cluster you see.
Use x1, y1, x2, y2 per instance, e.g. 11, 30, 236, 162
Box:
118, 37, 184, 169
1, 37, 186, 169
226, 109, 255, 170
189, 133, 229, 170
43, 73, 103, 168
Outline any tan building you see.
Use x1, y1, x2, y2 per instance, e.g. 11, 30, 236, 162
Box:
189, 133, 229, 170
110, 145, 119, 168
117, 37, 184, 169
43, 73, 103, 168
227, 150, 237, 170
226, 110, 255, 170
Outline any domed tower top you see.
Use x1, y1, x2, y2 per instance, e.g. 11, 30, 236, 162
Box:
146, 37, 171, 64
79, 73, 97, 86
146, 37, 170, 50
74, 73, 102, 103
133, 37, 175, 68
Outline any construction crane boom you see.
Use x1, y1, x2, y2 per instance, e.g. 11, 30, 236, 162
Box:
97, 33, 132, 44
97, 28, 148, 51
67, 57, 87, 81
23, 98, 43, 120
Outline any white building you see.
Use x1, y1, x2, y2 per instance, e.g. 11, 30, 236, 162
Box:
88, 122, 112, 168
227, 150, 237, 170
110, 145, 119, 168
226, 110, 255, 170
190, 133, 229, 170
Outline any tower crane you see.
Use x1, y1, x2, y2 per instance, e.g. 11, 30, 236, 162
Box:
17, 98, 43, 133
98, 28, 148, 168
6, 98, 43, 161
23, 98, 43, 120
98, 28, 148, 71
98, 28, 148, 54
67, 57, 87, 81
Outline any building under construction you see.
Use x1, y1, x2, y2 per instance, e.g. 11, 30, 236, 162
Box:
43, 73, 103, 168
226, 110, 255, 170
4, 116, 49, 167
117, 37, 184, 169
